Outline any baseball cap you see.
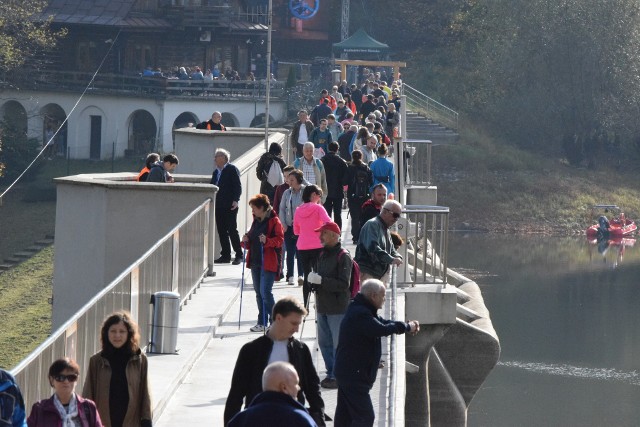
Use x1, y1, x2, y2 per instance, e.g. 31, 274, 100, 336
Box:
315, 221, 341, 235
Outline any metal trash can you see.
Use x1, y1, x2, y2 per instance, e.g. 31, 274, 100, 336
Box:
149, 291, 180, 354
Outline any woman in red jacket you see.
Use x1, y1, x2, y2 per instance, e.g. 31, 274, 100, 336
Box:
242, 194, 284, 332
28, 358, 103, 427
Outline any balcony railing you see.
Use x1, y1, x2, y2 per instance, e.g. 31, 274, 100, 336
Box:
1, 71, 286, 100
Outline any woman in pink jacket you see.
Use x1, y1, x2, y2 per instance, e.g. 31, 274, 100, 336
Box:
294, 184, 331, 307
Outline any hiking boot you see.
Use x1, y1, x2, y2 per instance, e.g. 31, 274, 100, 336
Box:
249, 324, 265, 332
214, 257, 231, 264
232, 255, 243, 265
297, 276, 304, 287
287, 276, 295, 286
320, 377, 338, 389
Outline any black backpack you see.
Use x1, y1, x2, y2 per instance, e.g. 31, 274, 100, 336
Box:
351, 166, 370, 199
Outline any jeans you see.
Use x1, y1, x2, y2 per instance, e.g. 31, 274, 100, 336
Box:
323, 197, 343, 231
251, 267, 275, 326
284, 227, 302, 279
317, 313, 344, 378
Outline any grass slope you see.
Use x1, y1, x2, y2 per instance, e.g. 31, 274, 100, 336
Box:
433, 130, 640, 234
0, 247, 53, 369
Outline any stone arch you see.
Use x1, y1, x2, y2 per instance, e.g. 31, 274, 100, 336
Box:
40, 103, 68, 156
220, 112, 239, 128
249, 113, 275, 128
0, 101, 28, 135
172, 111, 199, 147
127, 110, 157, 156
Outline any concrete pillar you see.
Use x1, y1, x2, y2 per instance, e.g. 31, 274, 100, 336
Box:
404, 284, 457, 325
407, 185, 438, 206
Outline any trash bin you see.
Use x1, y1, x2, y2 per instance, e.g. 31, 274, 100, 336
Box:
149, 291, 180, 354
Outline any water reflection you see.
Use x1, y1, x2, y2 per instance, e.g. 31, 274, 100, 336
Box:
449, 234, 640, 427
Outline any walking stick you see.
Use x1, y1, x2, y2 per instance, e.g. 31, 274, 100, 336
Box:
238, 246, 247, 330
261, 242, 267, 335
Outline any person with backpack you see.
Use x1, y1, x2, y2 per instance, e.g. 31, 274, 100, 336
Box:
320, 141, 348, 231
307, 222, 353, 390
346, 150, 373, 244
0, 369, 27, 427
256, 142, 286, 203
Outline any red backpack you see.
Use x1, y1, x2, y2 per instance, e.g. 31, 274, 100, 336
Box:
337, 249, 361, 299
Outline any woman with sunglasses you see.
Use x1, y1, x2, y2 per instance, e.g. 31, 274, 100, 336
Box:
84, 312, 152, 427
27, 357, 103, 426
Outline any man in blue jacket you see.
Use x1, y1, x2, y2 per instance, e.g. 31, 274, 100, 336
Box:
333, 280, 419, 426
228, 362, 318, 427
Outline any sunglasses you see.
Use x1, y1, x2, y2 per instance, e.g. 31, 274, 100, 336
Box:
383, 208, 401, 219
54, 374, 79, 383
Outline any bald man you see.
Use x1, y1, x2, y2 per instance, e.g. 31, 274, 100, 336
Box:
228, 362, 318, 427
333, 279, 419, 426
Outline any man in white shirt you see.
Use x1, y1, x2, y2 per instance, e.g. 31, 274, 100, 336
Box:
291, 110, 314, 158
224, 297, 327, 426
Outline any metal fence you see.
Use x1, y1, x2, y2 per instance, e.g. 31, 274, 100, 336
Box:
0, 70, 286, 100
395, 205, 450, 286
10, 198, 212, 409
403, 84, 459, 132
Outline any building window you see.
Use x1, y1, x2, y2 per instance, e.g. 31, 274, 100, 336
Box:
132, 0, 158, 11
77, 41, 97, 72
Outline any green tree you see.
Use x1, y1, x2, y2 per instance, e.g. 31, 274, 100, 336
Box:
0, 0, 66, 72
0, 0, 66, 177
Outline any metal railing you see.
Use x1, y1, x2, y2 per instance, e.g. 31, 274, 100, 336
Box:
402, 84, 459, 132
1, 71, 286, 100
396, 205, 449, 286
404, 139, 433, 185
10, 198, 212, 409
387, 265, 399, 426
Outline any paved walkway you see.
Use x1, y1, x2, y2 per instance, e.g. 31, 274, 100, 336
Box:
149, 211, 397, 426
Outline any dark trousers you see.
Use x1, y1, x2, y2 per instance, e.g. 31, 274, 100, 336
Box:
298, 247, 322, 307
348, 197, 367, 242
284, 227, 302, 279
334, 382, 375, 427
215, 205, 242, 259
323, 197, 343, 230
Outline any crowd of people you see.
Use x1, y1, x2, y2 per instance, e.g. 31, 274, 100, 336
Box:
1, 74, 414, 427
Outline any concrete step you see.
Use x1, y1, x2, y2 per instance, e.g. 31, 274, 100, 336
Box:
25, 246, 45, 252
13, 252, 34, 258
0, 264, 13, 271
36, 239, 54, 245
4, 257, 22, 264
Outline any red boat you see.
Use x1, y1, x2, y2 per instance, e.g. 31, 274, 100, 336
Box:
586, 205, 637, 238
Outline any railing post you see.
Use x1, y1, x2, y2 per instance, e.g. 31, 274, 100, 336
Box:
426, 141, 432, 186
172, 231, 179, 293
207, 198, 216, 276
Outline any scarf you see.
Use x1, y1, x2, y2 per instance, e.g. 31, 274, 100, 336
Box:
53, 392, 79, 427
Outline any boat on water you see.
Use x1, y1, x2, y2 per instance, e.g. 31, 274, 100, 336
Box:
586, 204, 637, 238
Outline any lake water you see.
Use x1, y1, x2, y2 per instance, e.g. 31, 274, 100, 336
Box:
447, 234, 640, 427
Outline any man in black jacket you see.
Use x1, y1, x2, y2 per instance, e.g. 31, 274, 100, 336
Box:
224, 297, 327, 426
333, 280, 419, 426
320, 142, 348, 230
359, 94, 377, 125
210, 148, 243, 264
